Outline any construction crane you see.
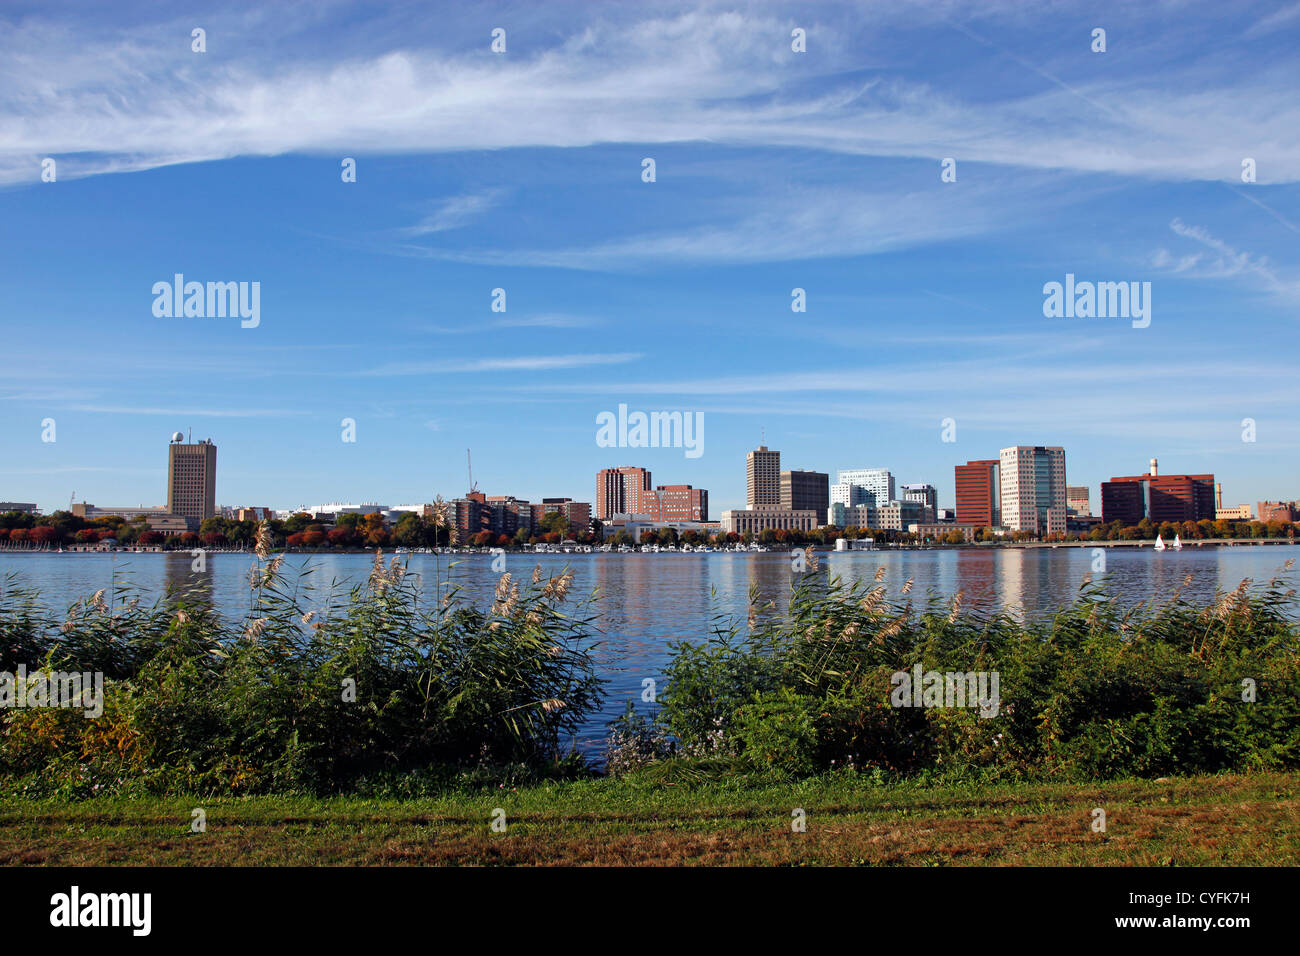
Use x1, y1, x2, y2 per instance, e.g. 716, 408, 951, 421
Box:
467, 449, 478, 495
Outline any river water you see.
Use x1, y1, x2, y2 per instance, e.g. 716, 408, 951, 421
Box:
3, 546, 1297, 752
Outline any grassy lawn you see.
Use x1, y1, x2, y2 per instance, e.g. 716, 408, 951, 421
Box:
2, 770, 1297, 866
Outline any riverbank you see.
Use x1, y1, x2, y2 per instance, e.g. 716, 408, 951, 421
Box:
2, 769, 1295, 866
1, 536, 1295, 556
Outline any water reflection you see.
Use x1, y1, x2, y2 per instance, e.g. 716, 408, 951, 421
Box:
163, 550, 214, 604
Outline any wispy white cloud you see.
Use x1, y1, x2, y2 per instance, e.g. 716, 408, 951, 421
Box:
414, 313, 603, 333
3, 4, 1298, 188
359, 352, 641, 376
64, 404, 304, 418
1153, 218, 1300, 301
395, 189, 507, 237
393, 177, 1062, 268
1242, 2, 1300, 39
494, 313, 601, 329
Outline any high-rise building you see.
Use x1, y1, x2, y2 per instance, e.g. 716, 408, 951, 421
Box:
830, 481, 869, 509
531, 498, 592, 534
167, 434, 217, 523
1100, 459, 1214, 525
638, 484, 709, 522
780, 469, 829, 519
596, 466, 652, 520
746, 445, 780, 508
1066, 485, 1091, 515
833, 469, 894, 509
900, 483, 938, 522
485, 495, 532, 537
451, 490, 491, 539
999, 446, 1067, 535
954, 460, 1000, 527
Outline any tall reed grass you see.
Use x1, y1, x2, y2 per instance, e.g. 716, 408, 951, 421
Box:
0, 548, 601, 796
628, 560, 1300, 781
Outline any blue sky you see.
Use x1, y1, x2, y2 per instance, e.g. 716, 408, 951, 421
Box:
1, 0, 1297, 516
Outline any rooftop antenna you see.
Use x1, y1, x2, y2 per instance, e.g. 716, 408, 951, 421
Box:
467, 448, 478, 494
188, 427, 192, 443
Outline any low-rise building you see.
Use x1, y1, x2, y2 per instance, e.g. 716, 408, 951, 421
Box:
292, 502, 389, 521
1067, 513, 1103, 534
721, 506, 819, 535
829, 500, 928, 531
827, 502, 873, 527
872, 500, 928, 531
910, 523, 978, 542
1258, 501, 1299, 523
602, 514, 718, 543
834, 537, 876, 551
71, 502, 195, 533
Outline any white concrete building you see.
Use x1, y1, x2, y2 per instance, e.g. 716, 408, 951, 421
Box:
721, 506, 819, 535
284, 502, 390, 520
998, 446, 1067, 535
833, 469, 894, 509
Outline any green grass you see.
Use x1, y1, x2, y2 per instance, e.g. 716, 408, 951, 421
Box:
3, 769, 1296, 866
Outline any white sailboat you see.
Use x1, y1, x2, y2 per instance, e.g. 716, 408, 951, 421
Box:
1172, 534, 1183, 551
1153, 534, 1166, 551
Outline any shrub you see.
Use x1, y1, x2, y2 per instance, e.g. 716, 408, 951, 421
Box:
643, 562, 1300, 781
734, 687, 819, 774
0, 556, 603, 795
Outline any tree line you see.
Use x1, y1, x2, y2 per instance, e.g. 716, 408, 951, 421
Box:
3, 509, 1295, 551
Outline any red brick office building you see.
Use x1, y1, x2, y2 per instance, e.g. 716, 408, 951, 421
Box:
1100, 459, 1215, 525
954, 459, 1000, 527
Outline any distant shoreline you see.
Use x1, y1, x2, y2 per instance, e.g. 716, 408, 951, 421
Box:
0, 537, 1295, 557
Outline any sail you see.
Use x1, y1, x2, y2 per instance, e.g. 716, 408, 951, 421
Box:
1154, 534, 1166, 551
1173, 534, 1182, 550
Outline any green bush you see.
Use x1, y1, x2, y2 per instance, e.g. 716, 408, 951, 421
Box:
643, 563, 1300, 781
0, 556, 603, 796
734, 688, 819, 774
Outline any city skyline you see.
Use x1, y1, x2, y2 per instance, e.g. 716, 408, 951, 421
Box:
34, 429, 1271, 531
2, 1, 1298, 516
